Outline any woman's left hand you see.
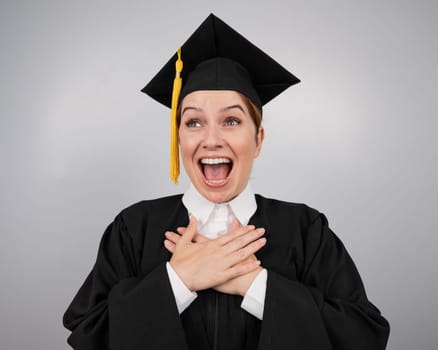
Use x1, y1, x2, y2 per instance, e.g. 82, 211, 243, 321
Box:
164, 220, 263, 296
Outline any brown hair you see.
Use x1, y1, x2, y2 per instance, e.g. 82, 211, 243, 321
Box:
240, 93, 262, 132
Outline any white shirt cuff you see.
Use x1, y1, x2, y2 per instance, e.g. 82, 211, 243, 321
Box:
240, 268, 267, 320
166, 262, 198, 314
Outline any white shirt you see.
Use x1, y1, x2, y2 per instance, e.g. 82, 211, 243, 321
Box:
166, 183, 267, 320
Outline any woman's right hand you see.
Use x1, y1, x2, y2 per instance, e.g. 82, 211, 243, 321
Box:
166, 216, 266, 292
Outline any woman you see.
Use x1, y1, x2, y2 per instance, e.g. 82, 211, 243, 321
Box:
63, 14, 390, 350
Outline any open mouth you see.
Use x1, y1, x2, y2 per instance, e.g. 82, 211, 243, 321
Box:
199, 157, 233, 186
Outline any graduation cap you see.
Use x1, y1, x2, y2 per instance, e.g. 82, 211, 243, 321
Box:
142, 13, 300, 184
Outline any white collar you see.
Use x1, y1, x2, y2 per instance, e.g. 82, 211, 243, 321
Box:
182, 183, 257, 226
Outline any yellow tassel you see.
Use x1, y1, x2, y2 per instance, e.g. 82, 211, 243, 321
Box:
170, 48, 183, 184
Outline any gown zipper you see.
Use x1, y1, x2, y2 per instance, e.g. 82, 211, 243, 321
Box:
213, 292, 219, 350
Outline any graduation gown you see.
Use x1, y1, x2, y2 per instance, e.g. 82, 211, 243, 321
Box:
63, 194, 390, 349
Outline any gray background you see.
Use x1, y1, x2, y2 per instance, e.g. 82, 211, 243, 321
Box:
1, 1, 437, 349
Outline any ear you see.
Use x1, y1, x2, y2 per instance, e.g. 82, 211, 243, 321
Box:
254, 126, 264, 158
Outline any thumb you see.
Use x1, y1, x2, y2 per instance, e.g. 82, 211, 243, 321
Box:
194, 233, 209, 243
230, 218, 241, 231
179, 227, 209, 243
180, 216, 198, 243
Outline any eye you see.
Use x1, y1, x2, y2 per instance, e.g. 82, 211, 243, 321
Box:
185, 119, 202, 128
224, 117, 241, 127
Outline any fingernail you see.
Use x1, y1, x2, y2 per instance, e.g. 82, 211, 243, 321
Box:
260, 237, 267, 244
256, 228, 265, 234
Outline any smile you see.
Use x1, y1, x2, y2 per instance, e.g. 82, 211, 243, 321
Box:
199, 157, 233, 186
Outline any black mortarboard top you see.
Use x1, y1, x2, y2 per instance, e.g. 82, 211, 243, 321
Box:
141, 13, 300, 183
142, 13, 300, 110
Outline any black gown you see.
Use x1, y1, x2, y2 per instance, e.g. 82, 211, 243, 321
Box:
63, 194, 390, 350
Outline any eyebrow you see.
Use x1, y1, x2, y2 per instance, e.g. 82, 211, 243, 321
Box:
181, 106, 202, 116
220, 104, 245, 113
181, 104, 245, 116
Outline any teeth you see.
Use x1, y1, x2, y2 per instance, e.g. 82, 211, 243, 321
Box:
200, 158, 231, 165
206, 179, 227, 185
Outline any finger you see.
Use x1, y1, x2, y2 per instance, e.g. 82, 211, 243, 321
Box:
227, 237, 266, 267
223, 228, 265, 254
237, 254, 258, 264
194, 233, 209, 243
164, 239, 176, 253
226, 259, 261, 279
180, 216, 198, 243
177, 227, 208, 243
216, 224, 256, 246
164, 231, 181, 244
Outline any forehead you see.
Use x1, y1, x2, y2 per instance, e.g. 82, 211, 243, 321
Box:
180, 90, 247, 110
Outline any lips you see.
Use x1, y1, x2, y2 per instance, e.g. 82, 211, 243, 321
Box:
199, 157, 233, 186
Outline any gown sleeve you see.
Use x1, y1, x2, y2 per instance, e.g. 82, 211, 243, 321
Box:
63, 213, 189, 350
258, 212, 390, 350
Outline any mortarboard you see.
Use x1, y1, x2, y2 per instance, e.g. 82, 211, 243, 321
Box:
142, 13, 300, 183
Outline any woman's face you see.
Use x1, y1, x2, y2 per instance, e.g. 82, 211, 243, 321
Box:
179, 90, 264, 203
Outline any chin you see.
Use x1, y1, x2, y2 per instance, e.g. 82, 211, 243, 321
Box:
198, 184, 240, 204
204, 192, 232, 204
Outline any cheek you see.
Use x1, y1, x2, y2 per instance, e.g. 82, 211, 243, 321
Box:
178, 132, 189, 152
179, 134, 198, 165
179, 143, 191, 162
234, 138, 259, 163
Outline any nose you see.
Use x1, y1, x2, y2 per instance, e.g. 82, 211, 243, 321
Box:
202, 124, 223, 150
